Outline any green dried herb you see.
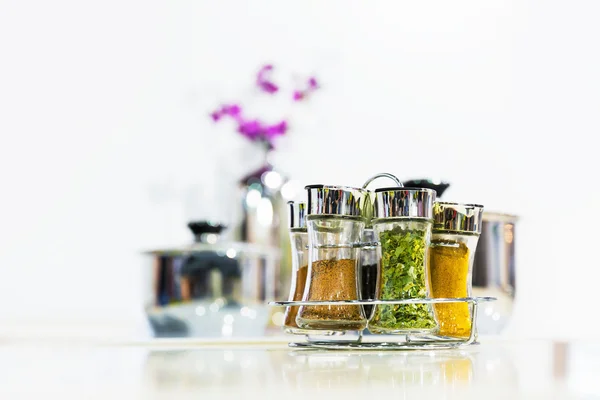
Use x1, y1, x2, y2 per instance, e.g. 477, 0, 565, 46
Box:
369, 225, 437, 332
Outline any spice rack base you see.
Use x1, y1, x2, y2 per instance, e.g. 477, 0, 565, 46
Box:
270, 297, 495, 351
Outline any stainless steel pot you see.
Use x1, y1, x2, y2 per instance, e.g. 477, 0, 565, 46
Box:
472, 212, 518, 334
142, 230, 280, 338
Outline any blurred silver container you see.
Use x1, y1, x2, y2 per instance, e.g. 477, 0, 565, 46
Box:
142, 222, 280, 338
472, 212, 518, 334
230, 165, 294, 302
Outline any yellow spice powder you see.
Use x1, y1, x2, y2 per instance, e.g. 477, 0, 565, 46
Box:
429, 241, 472, 338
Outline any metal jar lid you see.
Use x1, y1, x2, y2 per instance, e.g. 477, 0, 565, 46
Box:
374, 187, 436, 219
433, 202, 484, 234
287, 201, 307, 230
305, 185, 369, 218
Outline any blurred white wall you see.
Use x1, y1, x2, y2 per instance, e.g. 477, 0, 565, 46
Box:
0, 0, 599, 338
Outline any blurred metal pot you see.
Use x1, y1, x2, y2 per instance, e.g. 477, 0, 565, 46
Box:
472, 212, 518, 334
142, 222, 280, 338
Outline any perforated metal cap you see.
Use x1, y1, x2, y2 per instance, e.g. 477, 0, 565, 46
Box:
305, 185, 369, 218
374, 187, 436, 219
287, 201, 307, 230
433, 202, 484, 234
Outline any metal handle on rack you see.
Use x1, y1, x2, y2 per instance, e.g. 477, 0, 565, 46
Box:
362, 172, 403, 189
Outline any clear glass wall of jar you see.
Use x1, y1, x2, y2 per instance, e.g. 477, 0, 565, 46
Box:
296, 185, 369, 331
283, 202, 310, 333
368, 187, 438, 335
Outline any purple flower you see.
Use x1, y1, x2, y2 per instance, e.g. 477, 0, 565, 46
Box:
256, 64, 279, 94
210, 64, 319, 150
238, 119, 263, 140
211, 111, 222, 121
223, 104, 241, 116
293, 90, 304, 101
259, 81, 279, 94
265, 121, 288, 139
211, 104, 243, 122
293, 77, 319, 101
237, 119, 287, 148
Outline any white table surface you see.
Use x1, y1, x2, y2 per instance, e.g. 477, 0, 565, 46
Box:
0, 336, 598, 399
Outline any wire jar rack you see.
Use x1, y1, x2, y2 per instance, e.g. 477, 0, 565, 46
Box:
269, 297, 496, 350
276, 172, 494, 351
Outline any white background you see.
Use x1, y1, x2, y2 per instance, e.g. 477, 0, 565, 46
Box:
0, 0, 599, 338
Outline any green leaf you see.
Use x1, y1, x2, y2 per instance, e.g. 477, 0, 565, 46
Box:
370, 225, 437, 331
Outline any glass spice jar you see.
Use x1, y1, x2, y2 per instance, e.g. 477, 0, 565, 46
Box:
283, 201, 309, 333
296, 185, 369, 331
429, 202, 484, 338
359, 228, 378, 319
368, 187, 438, 334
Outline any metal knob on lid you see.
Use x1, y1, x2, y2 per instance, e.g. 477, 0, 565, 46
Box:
373, 187, 436, 219
305, 185, 369, 218
433, 202, 484, 234
287, 201, 307, 230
